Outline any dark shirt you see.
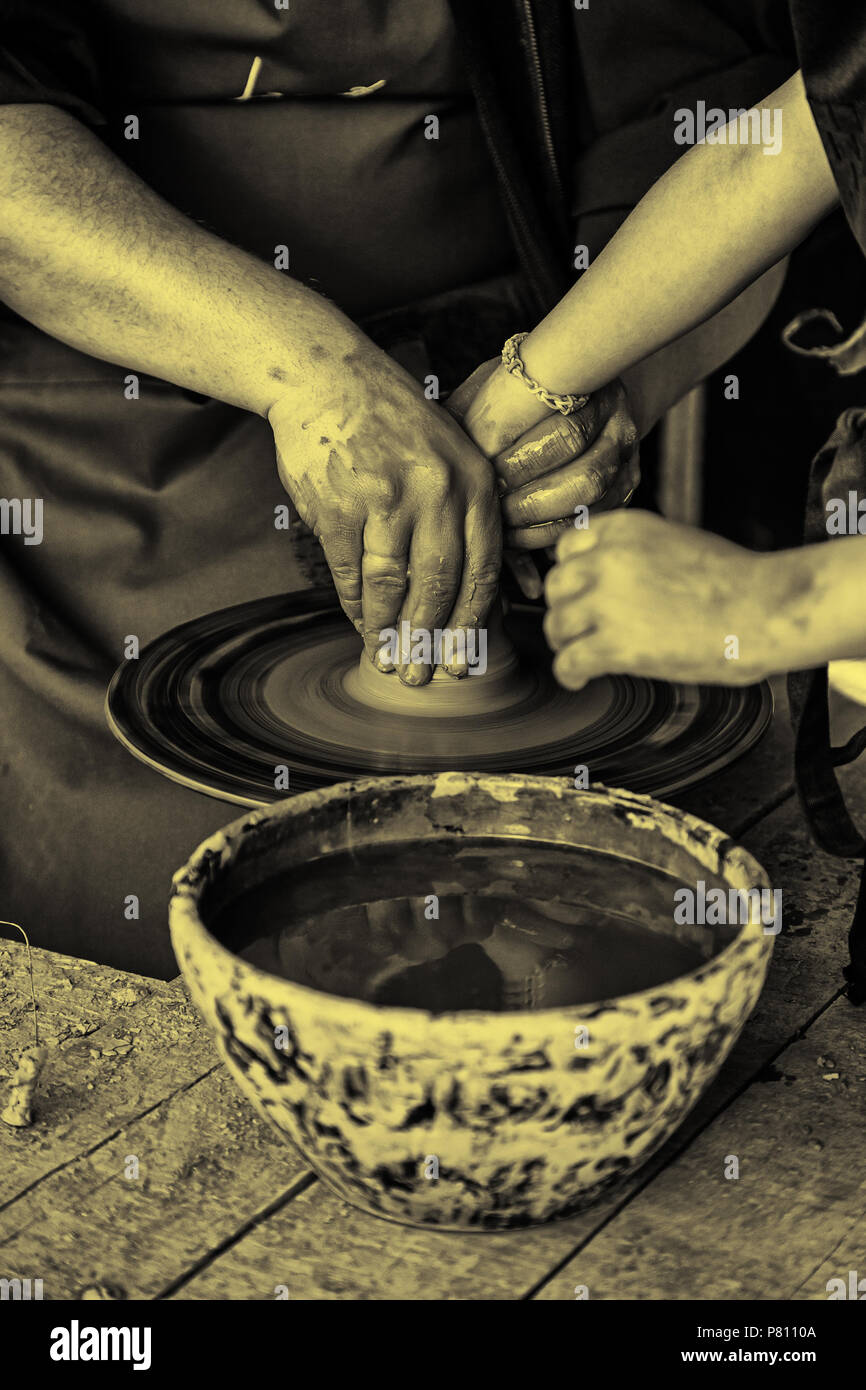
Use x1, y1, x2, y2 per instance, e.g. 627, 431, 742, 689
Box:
0, 0, 516, 316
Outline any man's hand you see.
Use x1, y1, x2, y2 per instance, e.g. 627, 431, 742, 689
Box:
269, 345, 501, 685
449, 358, 640, 550
544, 511, 782, 688
0, 107, 500, 686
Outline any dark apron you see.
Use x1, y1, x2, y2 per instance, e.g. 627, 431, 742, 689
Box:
786, 0, 866, 1002
0, 1, 525, 979
785, 342, 866, 1003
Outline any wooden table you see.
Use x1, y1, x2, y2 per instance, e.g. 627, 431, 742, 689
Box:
3, 680, 866, 1301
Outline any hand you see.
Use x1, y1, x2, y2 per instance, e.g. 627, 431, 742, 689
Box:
269, 343, 501, 685
544, 511, 783, 688
449, 359, 640, 550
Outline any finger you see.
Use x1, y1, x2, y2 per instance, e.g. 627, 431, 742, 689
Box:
583, 454, 641, 515
361, 513, 412, 669
504, 549, 544, 599
397, 505, 464, 686
555, 520, 605, 562
506, 516, 575, 550
553, 634, 611, 691
544, 591, 598, 651
507, 456, 639, 546
319, 521, 364, 633
502, 431, 625, 529
544, 554, 598, 606
494, 402, 603, 491
446, 359, 499, 425
444, 486, 502, 677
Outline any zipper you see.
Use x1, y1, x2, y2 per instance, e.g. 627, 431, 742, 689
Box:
519, 0, 563, 204
472, 84, 556, 312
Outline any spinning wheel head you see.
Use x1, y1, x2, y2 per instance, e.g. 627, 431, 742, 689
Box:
106, 589, 772, 806
345, 601, 533, 717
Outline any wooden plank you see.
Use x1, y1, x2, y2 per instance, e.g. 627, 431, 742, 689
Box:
0, 943, 163, 1053
0, 1065, 310, 1300
170, 770, 866, 1300
169, 1176, 565, 1302
0, 944, 317, 1298
0, 949, 215, 1201
794, 1208, 866, 1300
533, 994, 866, 1299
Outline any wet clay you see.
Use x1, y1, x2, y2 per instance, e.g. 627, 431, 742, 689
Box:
345, 603, 535, 716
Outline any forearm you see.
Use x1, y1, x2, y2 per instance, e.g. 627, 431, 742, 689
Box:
766, 537, 866, 670
0, 105, 370, 417
622, 259, 787, 436
521, 72, 837, 398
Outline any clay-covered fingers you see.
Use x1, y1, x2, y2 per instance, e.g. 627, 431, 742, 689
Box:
580, 447, 641, 515
443, 487, 502, 678
506, 517, 575, 551
493, 399, 603, 493
396, 506, 465, 685
360, 513, 412, 669
508, 459, 638, 555
503, 418, 638, 537
510, 458, 639, 553
499, 380, 640, 547
319, 523, 364, 634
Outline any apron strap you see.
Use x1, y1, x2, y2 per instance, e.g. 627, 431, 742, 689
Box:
784, 384, 866, 999
788, 664, 866, 1002
788, 666, 866, 857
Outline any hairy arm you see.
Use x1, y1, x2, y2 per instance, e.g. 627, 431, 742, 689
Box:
0, 105, 501, 679
0, 104, 367, 414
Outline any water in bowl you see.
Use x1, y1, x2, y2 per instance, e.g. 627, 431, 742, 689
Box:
210, 837, 733, 1013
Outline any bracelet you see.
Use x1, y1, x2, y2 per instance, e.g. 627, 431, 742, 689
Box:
501, 332, 590, 416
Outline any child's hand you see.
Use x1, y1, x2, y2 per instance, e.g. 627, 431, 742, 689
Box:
544, 512, 784, 688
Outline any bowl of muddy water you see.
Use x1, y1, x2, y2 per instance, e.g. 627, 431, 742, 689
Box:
169, 773, 774, 1230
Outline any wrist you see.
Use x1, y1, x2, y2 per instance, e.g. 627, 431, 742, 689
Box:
488, 358, 551, 421
763, 540, 866, 672
264, 316, 381, 425
519, 330, 588, 400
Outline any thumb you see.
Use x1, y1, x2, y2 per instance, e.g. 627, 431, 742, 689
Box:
445, 358, 499, 424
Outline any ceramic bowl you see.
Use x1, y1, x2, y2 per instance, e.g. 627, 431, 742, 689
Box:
169, 774, 774, 1230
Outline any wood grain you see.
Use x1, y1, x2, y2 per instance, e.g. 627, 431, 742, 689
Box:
534, 996, 866, 1299
170, 771, 866, 1300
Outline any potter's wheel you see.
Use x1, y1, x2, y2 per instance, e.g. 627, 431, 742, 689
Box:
106, 589, 772, 806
